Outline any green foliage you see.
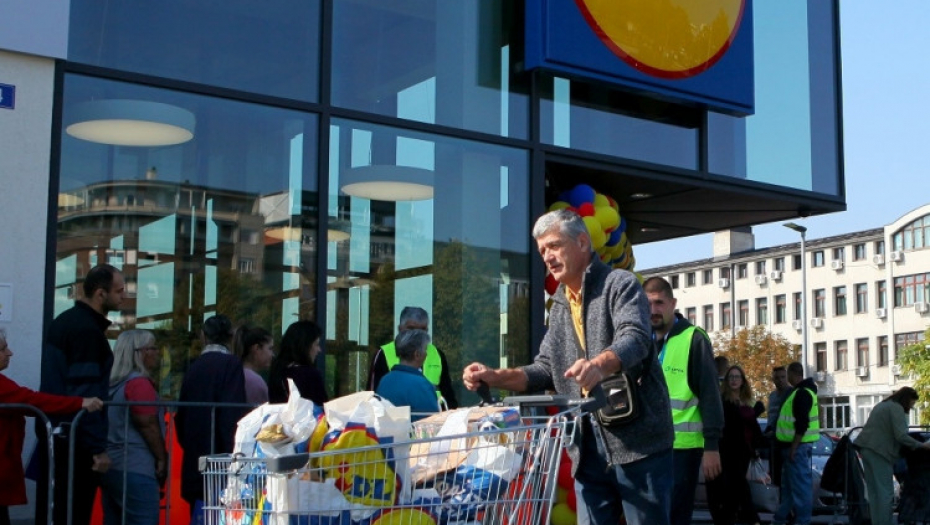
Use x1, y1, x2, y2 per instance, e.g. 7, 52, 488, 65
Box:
895, 327, 930, 425
713, 325, 800, 409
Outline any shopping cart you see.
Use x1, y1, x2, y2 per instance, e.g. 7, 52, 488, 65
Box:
200, 394, 599, 525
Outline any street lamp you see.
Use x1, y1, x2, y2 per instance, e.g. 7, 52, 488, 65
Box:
784, 222, 808, 377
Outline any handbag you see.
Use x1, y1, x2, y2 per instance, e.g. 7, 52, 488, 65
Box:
593, 371, 640, 427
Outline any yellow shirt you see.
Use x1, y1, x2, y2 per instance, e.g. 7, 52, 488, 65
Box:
566, 286, 585, 351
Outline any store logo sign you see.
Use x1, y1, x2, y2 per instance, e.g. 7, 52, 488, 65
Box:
0, 83, 15, 110
525, 0, 754, 115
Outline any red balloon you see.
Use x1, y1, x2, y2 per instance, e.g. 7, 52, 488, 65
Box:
557, 456, 573, 489
577, 202, 595, 217
545, 273, 559, 295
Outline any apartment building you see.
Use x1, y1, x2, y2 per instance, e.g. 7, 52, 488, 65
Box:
642, 204, 930, 430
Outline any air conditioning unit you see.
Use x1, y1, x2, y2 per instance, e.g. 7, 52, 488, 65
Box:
889, 251, 904, 263
873, 254, 885, 266
831, 260, 844, 271
815, 371, 827, 382
856, 366, 869, 378
916, 302, 929, 314
892, 364, 903, 376
791, 320, 803, 330
718, 278, 730, 289
875, 308, 887, 319
810, 318, 824, 329
770, 270, 783, 281
755, 275, 767, 286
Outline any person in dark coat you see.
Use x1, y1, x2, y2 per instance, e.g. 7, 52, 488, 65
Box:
0, 329, 103, 525
268, 320, 329, 405
176, 314, 247, 525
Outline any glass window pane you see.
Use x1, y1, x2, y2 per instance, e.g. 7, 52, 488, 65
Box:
329, 118, 529, 400
331, 0, 527, 139
57, 74, 319, 397
69, 0, 321, 102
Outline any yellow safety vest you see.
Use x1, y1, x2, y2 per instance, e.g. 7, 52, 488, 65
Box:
382, 342, 443, 402
661, 325, 705, 449
775, 387, 820, 443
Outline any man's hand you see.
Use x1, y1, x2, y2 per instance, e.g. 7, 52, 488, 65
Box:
463, 362, 491, 391
564, 359, 606, 393
155, 458, 168, 487
92, 452, 111, 473
702, 450, 722, 481
81, 397, 104, 412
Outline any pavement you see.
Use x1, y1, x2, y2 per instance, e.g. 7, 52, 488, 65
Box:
690, 509, 849, 524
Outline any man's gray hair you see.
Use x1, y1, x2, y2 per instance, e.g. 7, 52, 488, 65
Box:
399, 306, 429, 326
395, 329, 430, 361
532, 209, 588, 241
0, 328, 6, 345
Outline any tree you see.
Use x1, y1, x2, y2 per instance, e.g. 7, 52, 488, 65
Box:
713, 325, 800, 412
895, 326, 930, 425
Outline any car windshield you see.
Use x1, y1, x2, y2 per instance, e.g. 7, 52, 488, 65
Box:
811, 434, 835, 456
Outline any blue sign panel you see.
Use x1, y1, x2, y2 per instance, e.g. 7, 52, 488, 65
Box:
0, 83, 15, 110
525, 0, 754, 116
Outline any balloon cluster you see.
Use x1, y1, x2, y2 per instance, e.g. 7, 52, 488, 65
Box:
544, 184, 635, 296
551, 450, 577, 525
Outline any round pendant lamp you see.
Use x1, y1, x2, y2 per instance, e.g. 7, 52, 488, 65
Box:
341, 165, 434, 201
65, 99, 196, 147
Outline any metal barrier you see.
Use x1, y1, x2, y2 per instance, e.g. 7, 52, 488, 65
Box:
0, 403, 56, 525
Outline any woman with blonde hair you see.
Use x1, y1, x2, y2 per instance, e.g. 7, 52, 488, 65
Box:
99, 330, 167, 525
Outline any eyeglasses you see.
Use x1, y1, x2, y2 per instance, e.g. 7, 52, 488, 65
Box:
136, 345, 158, 352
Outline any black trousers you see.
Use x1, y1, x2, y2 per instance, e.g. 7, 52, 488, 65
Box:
34, 427, 100, 525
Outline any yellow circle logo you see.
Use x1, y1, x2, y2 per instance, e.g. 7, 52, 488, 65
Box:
575, 0, 745, 78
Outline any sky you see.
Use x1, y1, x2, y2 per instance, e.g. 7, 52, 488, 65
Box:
634, 2, 930, 270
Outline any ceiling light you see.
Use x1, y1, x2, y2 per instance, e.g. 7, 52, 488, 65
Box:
65, 99, 195, 147
341, 165, 433, 201
630, 192, 652, 200
265, 226, 350, 243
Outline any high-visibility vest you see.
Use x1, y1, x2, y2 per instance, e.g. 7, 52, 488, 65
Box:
382, 342, 443, 402
661, 325, 705, 449
775, 387, 820, 443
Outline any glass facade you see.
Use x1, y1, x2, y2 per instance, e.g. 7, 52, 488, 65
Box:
53, 1, 843, 401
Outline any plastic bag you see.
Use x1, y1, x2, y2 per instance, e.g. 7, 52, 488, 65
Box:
746, 457, 771, 484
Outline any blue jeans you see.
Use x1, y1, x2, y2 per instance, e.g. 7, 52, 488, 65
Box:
670, 448, 703, 525
574, 425, 673, 525
773, 443, 813, 525
99, 470, 160, 525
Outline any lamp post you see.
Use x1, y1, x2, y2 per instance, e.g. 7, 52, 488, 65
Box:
784, 222, 808, 377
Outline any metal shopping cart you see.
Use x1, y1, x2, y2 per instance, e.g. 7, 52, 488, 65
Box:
200, 395, 597, 525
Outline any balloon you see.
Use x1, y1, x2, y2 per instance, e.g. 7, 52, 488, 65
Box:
593, 193, 610, 207
567, 486, 577, 512
549, 201, 571, 212
557, 487, 568, 504
545, 273, 559, 295
606, 195, 619, 213
568, 184, 596, 208
557, 457, 573, 489
582, 216, 606, 248
594, 206, 620, 232
550, 503, 576, 525
606, 228, 623, 247
576, 202, 595, 217
618, 216, 627, 233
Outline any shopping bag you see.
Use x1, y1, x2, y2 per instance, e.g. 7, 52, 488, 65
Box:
746, 457, 770, 484
746, 458, 778, 513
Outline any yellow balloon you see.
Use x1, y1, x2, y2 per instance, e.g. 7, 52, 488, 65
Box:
557, 487, 568, 504
593, 193, 610, 208
583, 216, 606, 249
594, 206, 620, 232
551, 503, 576, 525
549, 201, 571, 212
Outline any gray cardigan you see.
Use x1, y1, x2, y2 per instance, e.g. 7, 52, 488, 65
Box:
523, 259, 674, 468
855, 399, 924, 463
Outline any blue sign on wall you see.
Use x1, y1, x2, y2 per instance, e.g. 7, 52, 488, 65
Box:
0, 83, 15, 110
525, 0, 754, 116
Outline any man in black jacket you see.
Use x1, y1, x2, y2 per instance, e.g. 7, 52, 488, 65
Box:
38, 264, 125, 525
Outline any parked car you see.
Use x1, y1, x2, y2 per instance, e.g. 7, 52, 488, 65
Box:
694, 430, 841, 514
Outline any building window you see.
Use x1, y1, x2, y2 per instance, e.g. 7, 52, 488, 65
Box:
720, 302, 731, 329
832, 247, 845, 262
878, 336, 889, 367
875, 240, 885, 255
686, 307, 697, 325
238, 258, 255, 274
877, 280, 887, 309
821, 396, 851, 432
755, 261, 766, 275
816, 342, 827, 372
738, 300, 749, 327
855, 283, 868, 314
793, 292, 802, 320
703, 269, 713, 285
892, 214, 930, 251
835, 340, 848, 371
812, 250, 825, 267
686, 272, 696, 287
756, 298, 768, 325
834, 286, 847, 316
774, 257, 785, 272
895, 332, 923, 360
671, 275, 680, 289
814, 288, 826, 318
853, 243, 866, 261
856, 338, 869, 368
736, 263, 748, 279
720, 267, 731, 280
893, 273, 930, 307
775, 294, 787, 324
793, 254, 802, 271
704, 305, 714, 332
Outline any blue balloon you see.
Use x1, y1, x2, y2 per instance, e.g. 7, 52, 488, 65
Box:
607, 228, 623, 247
618, 216, 627, 233
568, 184, 596, 208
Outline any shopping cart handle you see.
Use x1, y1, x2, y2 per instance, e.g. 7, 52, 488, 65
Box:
476, 381, 495, 405
501, 384, 606, 414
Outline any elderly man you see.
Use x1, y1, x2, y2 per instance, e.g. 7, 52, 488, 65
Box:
463, 209, 673, 525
